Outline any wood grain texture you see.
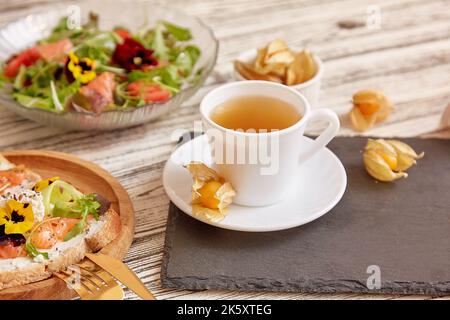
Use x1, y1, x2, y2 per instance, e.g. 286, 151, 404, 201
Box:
0, 0, 449, 300
0, 151, 134, 300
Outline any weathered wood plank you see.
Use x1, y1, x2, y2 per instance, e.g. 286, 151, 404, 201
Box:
0, 0, 449, 300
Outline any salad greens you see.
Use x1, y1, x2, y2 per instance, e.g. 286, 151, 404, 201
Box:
40, 179, 101, 241
55, 194, 101, 241
26, 180, 102, 260
0, 12, 201, 114
25, 241, 49, 260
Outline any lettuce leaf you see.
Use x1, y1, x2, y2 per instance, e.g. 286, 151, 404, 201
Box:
162, 21, 192, 41
128, 66, 181, 93
13, 94, 53, 110
151, 22, 169, 61
175, 45, 201, 76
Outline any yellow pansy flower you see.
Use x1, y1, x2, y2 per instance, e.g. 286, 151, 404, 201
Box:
32, 176, 60, 192
0, 200, 34, 234
67, 51, 96, 84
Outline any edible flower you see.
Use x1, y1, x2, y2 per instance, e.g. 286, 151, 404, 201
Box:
32, 176, 60, 192
0, 200, 34, 234
114, 28, 132, 40
66, 51, 96, 84
186, 162, 236, 222
112, 38, 157, 71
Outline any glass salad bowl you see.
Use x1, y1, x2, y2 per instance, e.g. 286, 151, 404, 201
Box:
0, 0, 218, 130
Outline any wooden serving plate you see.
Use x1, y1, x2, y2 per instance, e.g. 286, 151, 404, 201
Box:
0, 150, 135, 300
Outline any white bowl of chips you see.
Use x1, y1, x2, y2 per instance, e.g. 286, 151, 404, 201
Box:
233, 39, 323, 108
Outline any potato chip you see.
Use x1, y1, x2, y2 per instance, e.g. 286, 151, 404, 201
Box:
234, 39, 318, 86
296, 50, 316, 82
266, 50, 295, 65
254, 47, 268, 70
286, 56, 304, 85
256, 63, 286, 77
234, 61, 283, 83
266, 39, 289, 57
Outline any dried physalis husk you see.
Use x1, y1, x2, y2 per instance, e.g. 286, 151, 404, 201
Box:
363, 138, 424, 182
185, 162, 236, 222
385, 139, 424, 171
350, 89, 393, 132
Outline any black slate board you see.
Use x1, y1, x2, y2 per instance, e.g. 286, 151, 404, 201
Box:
161, 135, 450, 296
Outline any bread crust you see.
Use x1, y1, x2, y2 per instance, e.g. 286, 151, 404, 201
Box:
0, 263, 49, 290
0, 208, 121, 290
85, 208, 121, 252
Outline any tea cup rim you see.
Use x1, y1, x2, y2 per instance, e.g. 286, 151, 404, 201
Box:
200, 80, 312, 137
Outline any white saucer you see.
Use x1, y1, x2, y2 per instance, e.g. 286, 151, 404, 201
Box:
162, 134, 347, 232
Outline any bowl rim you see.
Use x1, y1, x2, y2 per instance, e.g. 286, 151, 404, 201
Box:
0, 1, 219, 118
233, 47, 323, 90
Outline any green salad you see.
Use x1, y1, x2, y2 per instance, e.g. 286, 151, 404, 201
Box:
0, 13, 201, 114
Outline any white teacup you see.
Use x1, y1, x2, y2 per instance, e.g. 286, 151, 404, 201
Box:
200, 81, 339, 207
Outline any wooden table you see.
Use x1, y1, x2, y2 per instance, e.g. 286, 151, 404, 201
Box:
0, 0, 448, 300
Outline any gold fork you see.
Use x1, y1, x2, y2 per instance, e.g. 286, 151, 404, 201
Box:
55, 259, 124, 300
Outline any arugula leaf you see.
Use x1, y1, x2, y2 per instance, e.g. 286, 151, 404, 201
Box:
45, 13, 100, 44
64, 219, 87, 241
74, 44, 112, 64
0, 72, 7, 88
13, 65, 27, 90
57, 80, 81, 106
76, 31, 120, 51
76, 194, 101, 220
25, 242, 49, 260
52, 17, 69, 34
62, 194, 101, 241
162, 21, 192, 41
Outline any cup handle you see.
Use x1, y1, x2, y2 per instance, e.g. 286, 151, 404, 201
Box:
298, 108, 340, 165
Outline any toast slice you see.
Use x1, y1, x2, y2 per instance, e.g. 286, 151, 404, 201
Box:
0, 155, 41, 195
0, 154, 122, 290
0, 208, 121, 290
